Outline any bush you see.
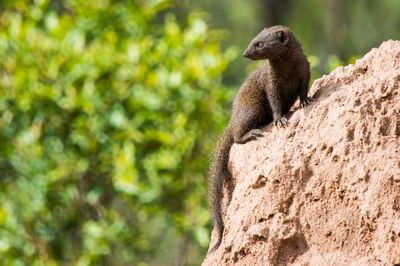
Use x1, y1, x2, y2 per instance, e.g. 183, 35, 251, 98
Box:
0, 0, 236, 264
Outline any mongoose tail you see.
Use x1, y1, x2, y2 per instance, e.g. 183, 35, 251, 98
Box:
209, 128, 234, 252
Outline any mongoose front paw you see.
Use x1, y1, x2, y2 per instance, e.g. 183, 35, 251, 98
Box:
300, 97, 313, 107
274, 117, 288, 128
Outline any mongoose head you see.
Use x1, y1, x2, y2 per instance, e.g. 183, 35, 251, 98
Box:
243, 25, 296, 60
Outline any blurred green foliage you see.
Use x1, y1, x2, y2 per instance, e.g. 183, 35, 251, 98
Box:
0, 0, 236, 264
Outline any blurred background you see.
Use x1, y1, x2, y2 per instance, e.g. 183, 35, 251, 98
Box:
0, 0, 399, 265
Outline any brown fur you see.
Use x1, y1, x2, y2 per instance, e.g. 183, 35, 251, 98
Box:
209, 25, 311, 252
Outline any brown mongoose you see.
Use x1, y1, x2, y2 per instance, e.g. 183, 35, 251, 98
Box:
209, 25, 311, 251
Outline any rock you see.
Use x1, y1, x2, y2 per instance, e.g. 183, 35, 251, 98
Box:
203, 40, 400, 266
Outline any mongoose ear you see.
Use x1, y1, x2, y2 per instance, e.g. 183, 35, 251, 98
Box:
277, 30, 289, 45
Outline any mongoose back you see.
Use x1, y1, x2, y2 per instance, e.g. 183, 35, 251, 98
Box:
209, 25, 311, 251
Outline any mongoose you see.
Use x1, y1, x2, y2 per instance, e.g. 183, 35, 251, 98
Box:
209, 25, 311, 251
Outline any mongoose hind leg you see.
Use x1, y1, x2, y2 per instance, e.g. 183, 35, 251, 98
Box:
234, 128, 264, 144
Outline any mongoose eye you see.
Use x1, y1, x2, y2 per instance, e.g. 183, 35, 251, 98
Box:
254, 41, 262, 48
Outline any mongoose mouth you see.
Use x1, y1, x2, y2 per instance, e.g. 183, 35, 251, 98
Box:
243, 50, 267, 60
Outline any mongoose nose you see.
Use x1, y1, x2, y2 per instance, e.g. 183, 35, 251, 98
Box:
243, 51, 249, 58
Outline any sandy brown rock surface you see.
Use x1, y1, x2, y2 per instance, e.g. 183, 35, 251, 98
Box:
203, 40, 400, 266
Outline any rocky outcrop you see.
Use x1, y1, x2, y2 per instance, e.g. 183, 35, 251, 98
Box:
203, 40, 400, 266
